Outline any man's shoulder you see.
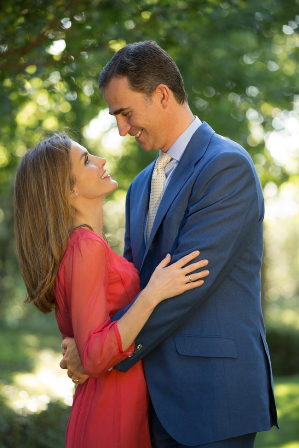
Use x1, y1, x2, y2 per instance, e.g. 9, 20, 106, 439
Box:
211, 131, 248, 155
205, 131, 254, 170
201, 131, 263, 198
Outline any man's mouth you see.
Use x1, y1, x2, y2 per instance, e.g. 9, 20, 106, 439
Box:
134, 129, 143, 140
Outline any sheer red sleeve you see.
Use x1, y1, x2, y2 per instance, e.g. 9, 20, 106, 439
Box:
63, 236, 134, 377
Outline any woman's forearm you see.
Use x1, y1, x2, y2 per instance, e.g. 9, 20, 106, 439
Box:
116, 288, 156, 351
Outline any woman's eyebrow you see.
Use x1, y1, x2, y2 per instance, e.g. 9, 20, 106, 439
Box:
80, 151, 89, 161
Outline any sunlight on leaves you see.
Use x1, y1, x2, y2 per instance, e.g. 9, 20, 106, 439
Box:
0, 146, 9, 168
42, 116, 59, 130
109, 39, 127, 52
47, 40, 66, 56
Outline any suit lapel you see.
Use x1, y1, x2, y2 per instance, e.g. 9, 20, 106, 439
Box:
140, 122, 215, 270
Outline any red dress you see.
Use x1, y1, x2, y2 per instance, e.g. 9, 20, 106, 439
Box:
55, 228, 151, 448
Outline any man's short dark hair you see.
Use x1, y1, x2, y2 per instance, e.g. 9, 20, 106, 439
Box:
99, 41, 187, 104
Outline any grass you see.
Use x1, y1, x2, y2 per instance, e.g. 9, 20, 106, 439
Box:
255, 376, 299, 448
0, 323, 298, 447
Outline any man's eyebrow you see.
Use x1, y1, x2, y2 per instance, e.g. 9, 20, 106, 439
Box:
109, 107, 129, 116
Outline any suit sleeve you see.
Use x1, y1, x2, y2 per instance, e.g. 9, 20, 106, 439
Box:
64, 237, 134, 377
113, 151, 263, 371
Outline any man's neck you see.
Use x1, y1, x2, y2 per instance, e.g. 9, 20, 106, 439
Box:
161, 104, 195, 153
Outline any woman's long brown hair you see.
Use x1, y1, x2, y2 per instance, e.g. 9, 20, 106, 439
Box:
14, 133, 75, 314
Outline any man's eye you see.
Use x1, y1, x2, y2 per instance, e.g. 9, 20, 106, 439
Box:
122, 111, 130, 117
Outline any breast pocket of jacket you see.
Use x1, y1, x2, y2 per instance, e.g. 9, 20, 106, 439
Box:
175, 335, 238, 359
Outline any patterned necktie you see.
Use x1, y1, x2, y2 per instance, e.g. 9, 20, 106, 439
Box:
147, 152, 172, 241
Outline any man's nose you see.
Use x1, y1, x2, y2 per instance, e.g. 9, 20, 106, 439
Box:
117, 117, 131, 137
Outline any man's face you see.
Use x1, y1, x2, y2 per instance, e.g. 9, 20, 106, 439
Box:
103, 76, 170, 152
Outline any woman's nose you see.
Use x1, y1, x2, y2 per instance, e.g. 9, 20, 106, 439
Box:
93, 156, 106, 166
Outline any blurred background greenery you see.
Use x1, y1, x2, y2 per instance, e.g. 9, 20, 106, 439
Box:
0, 0, 298, 447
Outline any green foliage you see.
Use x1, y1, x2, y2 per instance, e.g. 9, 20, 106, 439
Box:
1, 0, 298, 180
0, 1, 298, 320
266, 323, 299, 376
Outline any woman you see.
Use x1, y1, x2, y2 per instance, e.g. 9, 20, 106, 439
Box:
14, 134, 209, 448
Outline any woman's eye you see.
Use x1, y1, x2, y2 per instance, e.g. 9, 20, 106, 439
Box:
84, 155, 90, 164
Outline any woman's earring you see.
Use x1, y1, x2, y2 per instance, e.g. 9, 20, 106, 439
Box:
75, 192, 79, 197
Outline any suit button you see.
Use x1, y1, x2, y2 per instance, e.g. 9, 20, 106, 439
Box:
133, 343, 143, 353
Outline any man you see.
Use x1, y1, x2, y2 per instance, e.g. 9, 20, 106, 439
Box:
61, 41, 278, 447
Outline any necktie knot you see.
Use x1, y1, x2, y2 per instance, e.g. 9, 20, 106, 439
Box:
152, 153, 172, 179
156, 152, 172, 170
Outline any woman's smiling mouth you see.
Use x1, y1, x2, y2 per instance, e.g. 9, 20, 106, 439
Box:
101, 170, 110, 179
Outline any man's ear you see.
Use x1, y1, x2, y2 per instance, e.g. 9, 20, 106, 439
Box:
155, 84, 170, 108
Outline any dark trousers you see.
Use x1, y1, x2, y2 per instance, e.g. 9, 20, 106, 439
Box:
150, 405, 256, 448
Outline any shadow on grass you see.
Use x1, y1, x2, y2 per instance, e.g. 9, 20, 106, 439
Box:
1, 320, 299, 448
1, 376, 299, 448
0, 322, 61, 383
255, 376, 299, 448
0, 395, 70, 448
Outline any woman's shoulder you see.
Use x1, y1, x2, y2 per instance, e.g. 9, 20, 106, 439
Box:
70, 227, 106, 245
61, 228, 110, 265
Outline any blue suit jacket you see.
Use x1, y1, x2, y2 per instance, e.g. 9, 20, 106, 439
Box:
112, 122, 278, 445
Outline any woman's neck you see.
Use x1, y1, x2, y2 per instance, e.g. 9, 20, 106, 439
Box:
73, 201, 104, 237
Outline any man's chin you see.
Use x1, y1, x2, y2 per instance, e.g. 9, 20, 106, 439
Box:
139, 142, 158, 152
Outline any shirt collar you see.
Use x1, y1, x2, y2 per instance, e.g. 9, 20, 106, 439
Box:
163, 116, 202, 161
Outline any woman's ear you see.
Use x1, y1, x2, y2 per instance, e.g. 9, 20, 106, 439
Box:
70, 189, 79, 198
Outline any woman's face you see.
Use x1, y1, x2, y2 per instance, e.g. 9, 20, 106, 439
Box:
70, 141, 117, 200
